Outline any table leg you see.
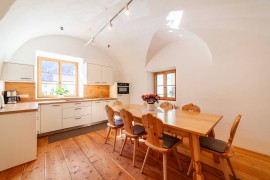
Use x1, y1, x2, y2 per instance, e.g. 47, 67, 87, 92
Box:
189, 134, 204, 180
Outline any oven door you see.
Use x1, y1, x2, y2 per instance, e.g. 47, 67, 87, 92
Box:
117, 86, 129, 94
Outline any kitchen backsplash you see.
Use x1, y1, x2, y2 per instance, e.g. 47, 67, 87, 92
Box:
4, 82, 110, 101
84, 85, 110, 98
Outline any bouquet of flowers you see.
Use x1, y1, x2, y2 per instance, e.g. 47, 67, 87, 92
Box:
141, 94, 160, 104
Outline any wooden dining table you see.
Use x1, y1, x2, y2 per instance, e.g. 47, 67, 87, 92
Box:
112, 104, 223, 180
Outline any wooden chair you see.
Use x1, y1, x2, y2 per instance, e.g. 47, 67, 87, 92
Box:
140, 114, 182, 180
104, 105, 124, 151
113, 100, 123, 106
160, 102, 174, 110
182, 103, 201, 112
119, 109, 146, 167
187, 115, 241, 179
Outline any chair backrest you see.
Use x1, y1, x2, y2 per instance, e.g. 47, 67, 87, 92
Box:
160, 102, 174, 110
182, 103, 201, 112
225, 115, 241, 152
113, 100, 123, 106
105, 105, 115, 126
120, 109, 134, 134
142, 113, 164, 148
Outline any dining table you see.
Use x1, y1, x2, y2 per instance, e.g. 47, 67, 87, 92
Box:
111, 104, 223, 180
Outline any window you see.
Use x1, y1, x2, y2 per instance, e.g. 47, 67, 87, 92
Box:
154, 69, 176, 101
37, 57, 78, 98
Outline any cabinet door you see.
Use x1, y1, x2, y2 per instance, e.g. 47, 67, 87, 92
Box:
117, 94, 130, 105
92, 101, 105, 124
86, 64, 101, 84
101, 66, 113, 85
63, 115, 91, 129
40, 104, 62, 133
1, 62, 34, 82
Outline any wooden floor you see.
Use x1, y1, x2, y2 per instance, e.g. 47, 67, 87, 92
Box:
0, 128, 270, 180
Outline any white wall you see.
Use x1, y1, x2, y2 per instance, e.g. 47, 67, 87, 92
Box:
113, 28, 270, 156
10, 35, 116, 66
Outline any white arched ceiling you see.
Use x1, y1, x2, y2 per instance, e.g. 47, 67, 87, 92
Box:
145, 28, 212, 66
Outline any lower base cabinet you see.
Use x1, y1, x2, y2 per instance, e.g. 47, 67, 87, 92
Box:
40, 104, 62, 133
0, 112, 37, 171
63, 115, 92, 128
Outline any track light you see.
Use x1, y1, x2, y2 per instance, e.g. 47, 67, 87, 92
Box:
108, 21, 112, 31
85, 0, 133, 46
125, 4, 129, 15
91, 39, 95, 46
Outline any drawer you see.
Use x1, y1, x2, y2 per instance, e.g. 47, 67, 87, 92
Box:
62, 101, 91, 109
62, 106, 92, 119
63, 115, 92, 129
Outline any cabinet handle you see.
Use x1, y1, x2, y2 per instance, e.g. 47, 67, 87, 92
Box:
52, 104, 61, 106
75, 103, 81, 105
105, 101, 110, 102
20, 77, 31, 79
95, 102, 101, 103
75, 117, 81, 119
75, 108, 81, 110
95, 82, 100, 83
102, 82, 107, 83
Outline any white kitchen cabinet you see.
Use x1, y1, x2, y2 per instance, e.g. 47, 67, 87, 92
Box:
84, 63, 114, 85
117, 94, 130, 105
40, 104, 62, 133
62, 101, 92, 128
92, 101, 106, 124
0, 112, 37, 171
36, 106, 41, 134
1, 62, 34, 82
101, 66, 113, 85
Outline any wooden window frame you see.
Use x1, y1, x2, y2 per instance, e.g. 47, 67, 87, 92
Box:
37, 56, 78, 98
154, 69, 176, 101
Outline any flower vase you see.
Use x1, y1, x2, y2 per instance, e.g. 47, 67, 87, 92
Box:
147, 103, 155, 111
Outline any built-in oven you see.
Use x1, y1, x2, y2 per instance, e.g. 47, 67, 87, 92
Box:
117, 83, 129, 94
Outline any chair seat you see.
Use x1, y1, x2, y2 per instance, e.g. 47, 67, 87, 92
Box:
132, 125, 146, 135
114, 117, 124, 126
200, 136, 227, 153
161, 133, 180, 149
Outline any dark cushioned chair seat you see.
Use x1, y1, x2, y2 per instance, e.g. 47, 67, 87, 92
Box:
199, 136, 227, 153
132, 125, 146, 135
114, 117, 124, 126
161, 133, 180, 149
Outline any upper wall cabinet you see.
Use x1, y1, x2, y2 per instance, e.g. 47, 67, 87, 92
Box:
84, 63, 114, 85
1, 62, 34, 82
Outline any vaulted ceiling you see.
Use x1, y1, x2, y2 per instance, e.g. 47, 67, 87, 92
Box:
1, 0, 270, 63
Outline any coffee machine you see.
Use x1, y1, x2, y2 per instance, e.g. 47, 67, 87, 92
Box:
4, 90, 20, 104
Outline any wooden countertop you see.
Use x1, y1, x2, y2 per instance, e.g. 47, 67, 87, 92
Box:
0, 98, 116, 114
0, 102, 39, 114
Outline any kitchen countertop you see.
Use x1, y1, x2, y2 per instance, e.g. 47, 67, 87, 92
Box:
0, 98, 117, 114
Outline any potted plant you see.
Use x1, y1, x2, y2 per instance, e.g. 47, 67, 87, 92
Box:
54, 87, 69, 98
141, 94, 160, 111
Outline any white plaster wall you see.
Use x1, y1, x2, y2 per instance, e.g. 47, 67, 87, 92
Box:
10, 35, 116, 67
118, 32, 270, 155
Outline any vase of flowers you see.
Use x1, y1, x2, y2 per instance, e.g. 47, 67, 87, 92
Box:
141, 94, 160, 111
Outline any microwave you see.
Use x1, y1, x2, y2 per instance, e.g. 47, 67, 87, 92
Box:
117, 83, 129, 94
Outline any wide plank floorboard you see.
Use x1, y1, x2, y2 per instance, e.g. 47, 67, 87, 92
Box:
1, 126, 270, 180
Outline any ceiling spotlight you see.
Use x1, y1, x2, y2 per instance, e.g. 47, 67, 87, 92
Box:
91, 39, 95, 46
108, 21, 112, 31
60, 26, 64, 30
125, 4, 129, 15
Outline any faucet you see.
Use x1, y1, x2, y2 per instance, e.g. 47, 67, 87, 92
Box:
99, 91, 103, 98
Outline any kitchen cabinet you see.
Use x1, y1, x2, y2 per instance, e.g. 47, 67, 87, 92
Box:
0, 112, 37, 171
117, 94, 130, 105
92, 101, 106, 124
1, 62, 34, 82
40, 104, 62, 133
62, 101, 92, 128
84, 63, 114, 85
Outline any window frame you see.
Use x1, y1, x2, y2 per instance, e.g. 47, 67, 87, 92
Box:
154, 69, 176, 101
37, 56, 78, 98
